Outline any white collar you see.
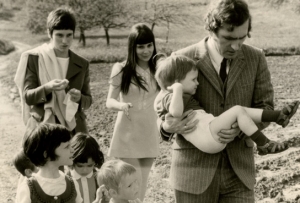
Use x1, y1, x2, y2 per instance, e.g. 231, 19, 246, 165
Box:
207, 36, 224, 68
70, 169, 93, 180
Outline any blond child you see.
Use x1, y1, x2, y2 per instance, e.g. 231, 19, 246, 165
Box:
154, 55, 299, 155
96, 159, 141, 203
16, 123, 83, 203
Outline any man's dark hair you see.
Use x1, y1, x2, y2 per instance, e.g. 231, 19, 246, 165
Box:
47, 7, 76, 36
204, 0, 252, 37
23, 123, 72, 166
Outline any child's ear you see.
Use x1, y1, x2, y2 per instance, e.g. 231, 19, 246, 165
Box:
24, 169, 33, 178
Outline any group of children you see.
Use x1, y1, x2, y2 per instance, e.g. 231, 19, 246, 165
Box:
13, 123, 142, 203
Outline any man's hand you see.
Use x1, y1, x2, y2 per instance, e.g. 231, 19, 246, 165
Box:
217, 122, 241, 143
44, 79, 69, 93
163, 109, 199, 135
68, 88, 81, 103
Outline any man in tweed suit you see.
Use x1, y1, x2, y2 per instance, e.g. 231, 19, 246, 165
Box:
160, 0, 274, 202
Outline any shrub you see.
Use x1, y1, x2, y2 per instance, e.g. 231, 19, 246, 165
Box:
0, 39, 15, 55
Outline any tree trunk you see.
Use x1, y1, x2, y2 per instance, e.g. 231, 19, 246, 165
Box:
104, 28, 110, 45
166, 22, 170, 43
151, 22, 156, 32
79, 27, 86, 47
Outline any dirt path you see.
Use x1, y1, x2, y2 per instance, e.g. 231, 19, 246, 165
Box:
0, 83, 24, 203
0, 41, 30, 203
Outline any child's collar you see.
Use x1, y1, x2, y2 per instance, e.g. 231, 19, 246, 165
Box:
70, 169, 93, 180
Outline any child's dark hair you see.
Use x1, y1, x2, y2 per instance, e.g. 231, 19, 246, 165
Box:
117, 23, 159, 94
13, 150, 36, 176
23, 123, 72, 167
47, 7, 76, 36
71, 133, 104, 168
155, 55, 197, 90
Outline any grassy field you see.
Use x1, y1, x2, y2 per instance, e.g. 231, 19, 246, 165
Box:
1, 1, 300, 203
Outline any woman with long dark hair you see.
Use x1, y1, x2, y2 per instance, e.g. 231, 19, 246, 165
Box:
106, 23, 160, 201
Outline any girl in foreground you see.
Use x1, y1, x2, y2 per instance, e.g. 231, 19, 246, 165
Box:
16, 123, 82, 203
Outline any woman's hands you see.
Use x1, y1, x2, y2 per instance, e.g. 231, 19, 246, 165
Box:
68, 88, 81, 103
44, 79, 69, 93
44, 79, 82, 103
120, 103, 133, 120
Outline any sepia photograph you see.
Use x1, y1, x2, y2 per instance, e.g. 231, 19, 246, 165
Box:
0, 0, 300, 202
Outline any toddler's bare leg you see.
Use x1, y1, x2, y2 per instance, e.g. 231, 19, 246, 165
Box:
210, 105, 261, 141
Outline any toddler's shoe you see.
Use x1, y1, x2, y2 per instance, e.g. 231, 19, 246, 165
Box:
257, 140, 289, 156
276, 100, 300, 128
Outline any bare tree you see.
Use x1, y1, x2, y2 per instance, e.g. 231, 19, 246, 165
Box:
266, 0, 300, 12
25, 0, 64, 34
90, 0, 129, 45
136, 0, 190, 43
144, 1, 161, 31
68, 0, 94, 46
159, 2, 187, 43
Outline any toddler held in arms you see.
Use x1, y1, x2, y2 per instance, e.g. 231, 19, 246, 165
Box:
154, 54, 299, 155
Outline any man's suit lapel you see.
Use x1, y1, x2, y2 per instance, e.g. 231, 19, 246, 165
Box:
195, 38, 223, 97
226, 51, 245, 98
66, 50, 82, 80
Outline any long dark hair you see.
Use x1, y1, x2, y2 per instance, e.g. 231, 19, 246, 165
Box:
120, 23, 158, 94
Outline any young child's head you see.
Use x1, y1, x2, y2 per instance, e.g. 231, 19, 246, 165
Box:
97, 160, 140, 202
71, 133, 104, 176
13, 150, 38, 178
155, 55, 199, 94
23, 123, 73, 167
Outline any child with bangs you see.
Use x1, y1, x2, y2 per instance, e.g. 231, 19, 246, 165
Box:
16, 123, 83, 203
106, 23, 160, 201
68, 133, 108, 203
154, 54, 299, 155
